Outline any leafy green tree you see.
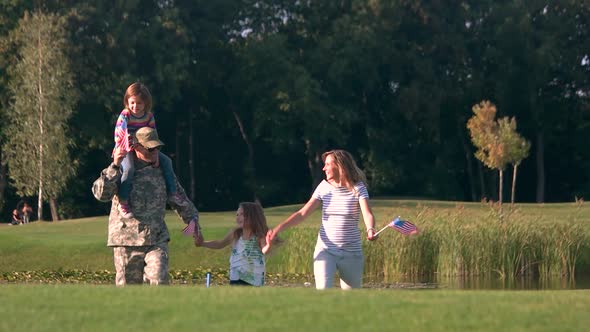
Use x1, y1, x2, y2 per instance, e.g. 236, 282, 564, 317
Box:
468, 100, 531, 205
229, 33, 328, 198
3, 10, 78, 221
0, 0, 32, 213
481, 1, 590, 202
467, 101, 510, 204
498, 117, 530, 205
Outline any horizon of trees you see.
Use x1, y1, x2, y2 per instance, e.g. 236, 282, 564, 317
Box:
0, 1, 588, 220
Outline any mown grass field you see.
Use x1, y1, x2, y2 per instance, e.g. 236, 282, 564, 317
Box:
1, 199, 590, 280
1, 285, 589, 332
1, 199, 589, 331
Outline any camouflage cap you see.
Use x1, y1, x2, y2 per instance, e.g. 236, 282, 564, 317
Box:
135, 127, 165, 149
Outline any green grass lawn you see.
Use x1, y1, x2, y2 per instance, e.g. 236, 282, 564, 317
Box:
0, 201, 319, 272
1, 199, 589, 276
1, 200, 589, 331
0, 210, 238, 272
0, 285, 588, 332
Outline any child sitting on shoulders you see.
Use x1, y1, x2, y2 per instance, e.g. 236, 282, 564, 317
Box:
113, 82, 185, 219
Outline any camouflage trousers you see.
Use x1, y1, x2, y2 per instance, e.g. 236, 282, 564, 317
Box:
113, 243, 169, 286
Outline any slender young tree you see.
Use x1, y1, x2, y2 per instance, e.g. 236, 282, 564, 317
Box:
3, 11, 78, 221
467, 101, 510, 205
498, 117, 531, 205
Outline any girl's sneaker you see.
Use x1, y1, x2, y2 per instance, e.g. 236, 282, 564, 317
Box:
118, 202, 134, 219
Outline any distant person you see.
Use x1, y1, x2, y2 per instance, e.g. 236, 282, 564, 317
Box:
93, 126, 202, 286
113, 82, 182, 219
267, 149, 378, 289
195, 202, 278, 286
11, 200, 33, 225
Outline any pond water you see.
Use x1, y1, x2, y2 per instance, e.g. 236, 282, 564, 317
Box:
363, 273, 590, 290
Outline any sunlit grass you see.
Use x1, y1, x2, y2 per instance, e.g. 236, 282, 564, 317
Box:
1, 199, 589, 285
277, 202, 590, 281
1, 285, 589, 332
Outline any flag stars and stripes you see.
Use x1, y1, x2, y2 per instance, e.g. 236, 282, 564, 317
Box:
182, 219, 197, 236
389, 216, 419, 236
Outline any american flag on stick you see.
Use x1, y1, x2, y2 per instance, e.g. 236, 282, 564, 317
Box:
182, 219, 199, 237
374, 216, 419, 236
115, 127, 132, 152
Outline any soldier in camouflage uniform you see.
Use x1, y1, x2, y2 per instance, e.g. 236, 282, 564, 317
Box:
92, 127, 202, 286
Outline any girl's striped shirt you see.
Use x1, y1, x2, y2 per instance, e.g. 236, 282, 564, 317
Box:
113, 109, 156, 151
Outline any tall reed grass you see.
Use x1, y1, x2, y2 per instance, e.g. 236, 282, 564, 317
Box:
274, 204, 590, 282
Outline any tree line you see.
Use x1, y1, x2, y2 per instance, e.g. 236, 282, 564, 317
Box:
0, 1, 588, 220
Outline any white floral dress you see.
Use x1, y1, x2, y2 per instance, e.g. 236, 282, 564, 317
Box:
229, 236, 265, 286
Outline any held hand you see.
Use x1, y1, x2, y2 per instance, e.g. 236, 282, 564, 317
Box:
267, 228, 278, 243
193, 224, 204, 246
261, 230, 273, 254
112, 145, 128, 167
194, 236, 204, 247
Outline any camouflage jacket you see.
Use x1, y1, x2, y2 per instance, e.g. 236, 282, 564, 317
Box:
92, 159, 199, 247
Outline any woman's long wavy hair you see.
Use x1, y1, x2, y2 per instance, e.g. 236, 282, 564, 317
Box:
322, 149, 367, 193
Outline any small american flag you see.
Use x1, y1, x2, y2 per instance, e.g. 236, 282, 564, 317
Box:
182, 219, 198, 237
388, 216, 419, 236
115, 127, 132, 152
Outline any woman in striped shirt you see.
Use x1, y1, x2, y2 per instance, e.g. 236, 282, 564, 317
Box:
268, 150, 378, 289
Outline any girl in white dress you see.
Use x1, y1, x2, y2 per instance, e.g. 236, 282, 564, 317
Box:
197, 202, 274, 286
